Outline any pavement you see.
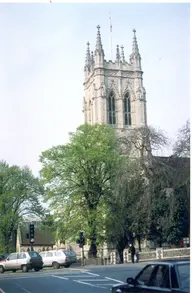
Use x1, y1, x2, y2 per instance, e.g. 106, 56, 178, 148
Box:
0, 263, 146, 293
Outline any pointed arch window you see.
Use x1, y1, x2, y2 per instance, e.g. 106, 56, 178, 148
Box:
124, 92, 131, 125
108, 91, 116, 125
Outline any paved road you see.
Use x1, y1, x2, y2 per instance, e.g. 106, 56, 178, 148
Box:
0, 263, 146, 293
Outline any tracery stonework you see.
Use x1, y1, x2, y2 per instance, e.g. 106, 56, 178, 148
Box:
83, 26, 147, 134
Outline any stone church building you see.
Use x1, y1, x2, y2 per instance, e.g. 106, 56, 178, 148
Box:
83, 25, 147, 134
82, 26, 190, 251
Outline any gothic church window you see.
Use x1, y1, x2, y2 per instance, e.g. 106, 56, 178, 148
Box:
108, 91, 116, 125
124, 92, 131, 125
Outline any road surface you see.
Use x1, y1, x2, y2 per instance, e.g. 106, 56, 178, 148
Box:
0, 263, 146, 293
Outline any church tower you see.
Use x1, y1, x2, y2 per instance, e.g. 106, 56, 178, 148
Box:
83, 26, 147, 136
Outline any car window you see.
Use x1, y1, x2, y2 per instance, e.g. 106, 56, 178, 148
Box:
148, 265, 170, 288
40, 252, 45, 257
8, 253, 17, 260
135, 265, 156, 286
28, 251, 40, 258
63, 250, 71, 256
177, 264, 190, 292
55, 251, 62, 257
46, 252, 53, 257
18, 253, 27, 259
66, 250, 76, 256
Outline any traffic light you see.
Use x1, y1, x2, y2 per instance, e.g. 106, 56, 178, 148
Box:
79, 231, 85, 248
29, 224, 35, 240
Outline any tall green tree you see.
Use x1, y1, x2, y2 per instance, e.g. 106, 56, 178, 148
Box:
0, 161, 44, 253
164, 185, 189, 245
105, 159, 146, 262
165, 120, 190, 243
39, 123, 121, 257
117, 126, 171, 242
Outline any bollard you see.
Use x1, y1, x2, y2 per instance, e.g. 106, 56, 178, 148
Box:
123, 251, 128, 263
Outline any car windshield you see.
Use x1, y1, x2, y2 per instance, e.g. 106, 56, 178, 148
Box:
28, 251, 40, 258
63, 250, 72, 256
177, 263, 190, 292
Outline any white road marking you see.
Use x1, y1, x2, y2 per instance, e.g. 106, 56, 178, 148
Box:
96, 283, 115, 286
51, 275, 68, 280
74, 279, 109, 281
0, 288, 5, 293
68, 268, 89, 272
61, 274, 95, 278
105, 277, 124, 283
74, 280, 106, 289
0, 272, 85, 281
84, 271, 100, 276
15, 284, 32, 293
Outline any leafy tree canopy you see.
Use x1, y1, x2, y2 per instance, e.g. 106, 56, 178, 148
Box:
39, 123, 122, 257
0, 161, 44, 253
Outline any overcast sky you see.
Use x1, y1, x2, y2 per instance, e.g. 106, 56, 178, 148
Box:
0, 3, 190, 176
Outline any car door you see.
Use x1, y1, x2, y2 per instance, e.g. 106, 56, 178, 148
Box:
135, 264, 171, 293
17, 253, 27, 269
4, 253, 18, 270
126, 264, 157, 293
54, 251, 63, 264
39, 252, 46, 266
116, 265, 157, 293
41, 252, 48, 266
174, 263, 190, 293
45, 252, 54, 266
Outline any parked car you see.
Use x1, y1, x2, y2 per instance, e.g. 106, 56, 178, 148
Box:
111, 260, 189, 293
39, 249, 77, 269
0, 251, 43, 273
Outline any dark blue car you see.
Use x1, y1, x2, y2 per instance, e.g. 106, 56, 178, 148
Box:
111, 260, 190, 293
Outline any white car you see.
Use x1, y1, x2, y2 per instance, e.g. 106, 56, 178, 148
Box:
0, 251, 43, 273
39, 249, 77, 269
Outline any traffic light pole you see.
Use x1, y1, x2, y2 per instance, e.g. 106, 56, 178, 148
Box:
82, 245, 85, 266
30, 242, 34, 251
78, 232, 85, 266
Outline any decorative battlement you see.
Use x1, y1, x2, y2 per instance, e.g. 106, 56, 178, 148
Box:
104, 60, 132, 71
84, 26, 142, 80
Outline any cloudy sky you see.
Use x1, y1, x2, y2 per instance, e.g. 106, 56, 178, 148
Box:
0, 2, 190, 176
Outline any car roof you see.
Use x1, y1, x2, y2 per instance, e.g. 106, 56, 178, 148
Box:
40, 250, 56, 252
147, 260, 190, 266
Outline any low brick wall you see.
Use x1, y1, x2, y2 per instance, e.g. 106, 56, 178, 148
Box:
163, 247, 190, 259
136, 251, 156, 261
76, 247, 190, 266
84, 258, 103, 266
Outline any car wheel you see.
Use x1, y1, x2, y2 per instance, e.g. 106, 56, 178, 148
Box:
64, 264, 70, 268
0, 266, 4, 274
12, 270, 16, 273
52, 262, 60, 269
22, 265, 28, 273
